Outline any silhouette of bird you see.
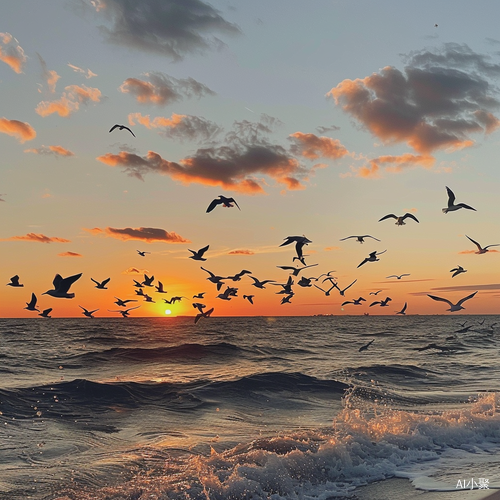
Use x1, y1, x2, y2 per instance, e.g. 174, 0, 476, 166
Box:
359, 339, 374, 352
206, 196, 240, 213
396, 302, 407, 315
243, 295, 254, 304
280, 293, 293, 304
201, 267, 226, 290
370, 297, 392, 307
297, 276, 315, 287
142, 274, 154, 287
192, 302, 206, 313
314, 283, 336, 296
379, 213, 419, 225
135, 288, 145, 296
193, 292, 206, 299
91, 277, 110, 289
24, 293, 39, 312
340, 235, 380, 243
369, 290, 383, 295
43, 273, 82, 298
465, 235, 499, 254
342, 297, 366, 306
443, 187, 476, 214
195, 307, 214, 324
249, 277, 275, 289
143, 294, 155, 303
155, 281, 167, 293
330, 279, 357, 296
225, 270, 252, 281
274, 276, 294, 295
109, 124, 135, 137
114, 297, 137, 307
386, 274, 410, 280
6, 275, 23, 287
450, 265, 467, 278
137, 250, 150, 257
427, 291, 478, 312
188, 245, 209, 261
108, 306, 140, 317
166, 296, 188, 304
357, 250, 387, 268
39, 308, 52, 318
280, 235, 312, 262
133, 280, 144, 288
277, 263, 318, 276
79, 306, 98, 318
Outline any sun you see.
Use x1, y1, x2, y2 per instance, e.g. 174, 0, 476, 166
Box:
165, 309, 172, 315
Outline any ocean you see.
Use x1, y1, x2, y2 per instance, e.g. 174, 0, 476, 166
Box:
0, 315, 499, 499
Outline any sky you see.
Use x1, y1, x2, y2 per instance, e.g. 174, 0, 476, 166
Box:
2, 0, 500, 318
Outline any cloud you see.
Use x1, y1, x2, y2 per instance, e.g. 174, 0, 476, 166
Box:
289, 132, 349, 160
0, 32, 27, 73
316, 125, 340, 134
91, 0, 240, 60
35, 84, 102, 117
123, 267, 149, 275
328, 44, 500, 154
228, 249, 255, 255
24, 145, 75, 157
355, 153, 435, 178
0, 118, 36, 143
36, 53, 60, 93
430, 284, 500, 291
58, 251, 82, 257
86, 226, 190, 243
119, 72, 215, 106
4, 233, 70, 243
324, 246, 341, 251
128, 112, 221, 141
459, 249, 499, 254
67, 63, 97, 79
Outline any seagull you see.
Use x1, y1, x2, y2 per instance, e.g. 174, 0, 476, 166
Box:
135, 288, 145, 296
442, 187, 476, 214
91, 277, 110, 289
206, 196, 240, 213
357, 250, 387, 268
217, 287, 238, 301
340, 235, 380, 244
277, 263, 318, 276
192, 302, 206, 313
226, 269, 252, 281
465, 235, 500, 254
114, 297, 137, 307
297, 276, 315, 287
249, 276, 275, 289
280, 293, 293, 304
6, 275, 23, 287
79, 306, 98, 318
243, 295, 254, 304
450, 265, 467, 278
143, 294, 155, 303
280, 236, 312, 263
39, 308, 52, 318
379, 213, 419, 225
24, 293, 40, 312
274, 276, 294, 295
137, 250, 150, 257
359, 339, 374, 352
195, 307, 214, 324
133, 280, 144, 288
193, 292, 206, 299
342, 297, 366, 306
427, 291, 478, 312
200, 267, 226, 290
370, 297, 392, 307
330, 279, 357, 296
188, 245, 209, 261
43, 273, 82, 298
168, 296, 188, 304
154, 281, 167, 293
317, 271, 336, 280
386, 274, 410, 280
314, 283, 336, 296
370, 290, 382, 295
396, 302, 407, 315
109, 124, 135, 137
142, 274, 155, 287
108, 306, 140, 317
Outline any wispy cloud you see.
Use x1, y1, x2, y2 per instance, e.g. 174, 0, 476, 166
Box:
431, 284, 500, 291
0, 118, 36, 143
0, 32, 27, 73
58, 251, 82, 257
122, 267, 149, 275
228, 249, 255, 255
36, 53, 60, 93
91, 0, 240, 60
459, 249, 500, 254
36, 84, 102, 117
85, 226, 190, 243
67, 63, 97, 79
3, 233, 70, 243
24, 145, 75, 157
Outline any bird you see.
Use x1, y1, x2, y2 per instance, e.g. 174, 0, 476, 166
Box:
342, 297, 366, 306
249, 277, 275, 289
340, 235, 380, 243
396, 302, 407, 315
192, 302, 206, 313
79, 306, 98, 318
143, 294, 155, 303
155, 281, 167, 293
167, 296, 188, 304
369, 290, 382, 295
379, 213, 419, 225
39, 308, 52, 318
142, 274, 155, 287
442, 187, 476, 214
370, 297, 392, 307
114, 297, 137, 307
109, 124, 135, 137
357, 250, 387, 268
314, 283, 337, 296
225, 270, 252, 281
427, 291, 478, 312
359, 339, 374, 352
195, 307, 214, 324
331, 279, 357, 296
206, 196, 240, 213
108, 306, 140, 317
297, 276, 315, 287
243, 295, 254, 304
217, 287, 238, 301
277, 264, 318, 276
274, 276, 294, 295
193, 292, 206, 299
133, 280, 144, 288
280, 293, 293, 304
386, 274, 410, 280
24, 293, 40, 312
6, 275, 23, 287
137, 250, 150, 257
43, 273, 82, 298
135, 288, 145, 296
280, 236, 312, 263
188, 245, 210, 261
317, 271, 336, 280
91, 277, 110, 289
450, 265, 467, 278
465, 235, 499, 254
200, 267, 226, 290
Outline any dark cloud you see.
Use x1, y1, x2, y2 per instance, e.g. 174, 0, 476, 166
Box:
4, 233, 70, 243
328, 44, 500, 154
431, 284, 500, 292
289, 132, 349, 160
94, 0, 240, 60
58, 251, 82, 257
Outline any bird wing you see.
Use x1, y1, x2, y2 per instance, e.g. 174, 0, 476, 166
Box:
446, 186, 455, 207
386, 275, 397, 279
402, 213, 419, 223
378, 214, 397, 222
123, 126, 136, 137
206, 198, 222, 213
484, 244, 500, 250
125, 306, 141, 312
43, 308, 53, 315
199, 244, 210, 255
357, 258, 368, 268
344, 279, 357, 291
456, 203, 476, 211
456, 291, 478, 306
466, 235, 482, 250
427, 294, 453, 306
228, 198, 241, 210
369, 301, 381, 307
28, 293, 37, 307
341, 301, 352, 306
401, 302, 407, 313
339, 236, 356, 241
201, 267, 215, 278
277, 266, 295, 271
10, 275, 20, 285
56, 273, 82, 293
364, 235, 381, 241
376, 250, 387, 256
109, 124, 119, 133
102, 278, 111, 286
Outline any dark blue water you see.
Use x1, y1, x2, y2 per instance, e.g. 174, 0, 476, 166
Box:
0, 316, 499, 499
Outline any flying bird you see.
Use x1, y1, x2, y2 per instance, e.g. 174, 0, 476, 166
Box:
442, 187, 476, 214
359, 339, 374, 352
192, 302, 206, 313
450, 265, 467, 278
91, 277, 110, 289
108, 306, 140, 317
396, 302, 408, 315
109, 124, 135, 137
195, 307, 214, 324
280, 235, 312, 262
188, 245, 210, 261
193, 292, 206, 299
39, 308, 52, 318
206, 196, 240, 213
133, 280, 144, 288
155, 281, 167, 293
24, 293, 40, 312
142, 274, 155, 287
280, 293, 293, 304
243, 295, 254, 304
200, 267, 226, 290
379, 213, 419, 225
226, 269, 252, 281
79, 306, 98, 318
340, 235, 380, 243
297, 276, 315, 287
277, 263, 318, 276
6, 275, 23, 287
331, 279, 357, 296
370, 297, 392, 307
143, 294, 155, 303
342, 297, 366, 306
465, 235, 500, 254
135, 288, 145, 296
427, 291, 478, 312
43, 273, 82, 298
114, 297, 137, 307
249, 276, 275, 289
357, 250, 387, 268
314, 283, 337, 296
369, 290, 382, 296
386, 274, 410, 280
274, 276, 294, 295
137, 250, 150, 257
